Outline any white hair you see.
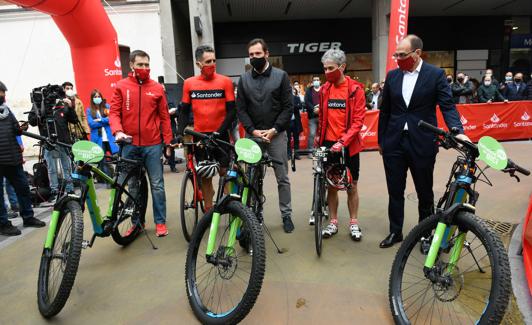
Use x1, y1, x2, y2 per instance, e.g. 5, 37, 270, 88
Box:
321, 49, 346, 66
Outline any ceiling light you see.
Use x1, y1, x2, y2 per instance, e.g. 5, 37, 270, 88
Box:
512, 26, 519, 30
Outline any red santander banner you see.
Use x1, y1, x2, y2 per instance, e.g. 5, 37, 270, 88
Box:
385, 0, 410, 73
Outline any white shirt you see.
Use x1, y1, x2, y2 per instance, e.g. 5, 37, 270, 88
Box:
401, 59, 423, 130
371, 91, 380, 108
97, 112, 108, 142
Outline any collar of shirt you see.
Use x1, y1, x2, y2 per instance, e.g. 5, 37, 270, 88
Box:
252, 62, 272, 78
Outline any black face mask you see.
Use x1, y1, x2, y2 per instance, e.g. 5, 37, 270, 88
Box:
250, 57, 267, 71
0, 96, 5, 106
515, 78, 522, 83
447, 78, 453, 83
457, 77, 464, 82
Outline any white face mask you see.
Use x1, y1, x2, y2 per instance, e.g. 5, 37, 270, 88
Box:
484, 81, 491, 87
65, 89, 75, 97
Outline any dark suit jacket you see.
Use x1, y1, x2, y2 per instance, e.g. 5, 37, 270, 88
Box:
503, 82, 527, 101
378, 62, 463, 157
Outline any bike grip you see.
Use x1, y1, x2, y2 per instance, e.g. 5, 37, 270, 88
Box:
417, 120, 446, 136
120, 156, 140, 165
184, 129, 208, 139
508, 159, 531, 176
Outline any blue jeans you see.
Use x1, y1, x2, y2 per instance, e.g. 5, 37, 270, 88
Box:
0, 165, 34, 225
3, 177, 18, 209
44, 147, 73, 193
308, 117, 318, 149
121, 144, 166, 224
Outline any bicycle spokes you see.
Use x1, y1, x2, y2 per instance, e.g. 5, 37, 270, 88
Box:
401, 229, 493, 324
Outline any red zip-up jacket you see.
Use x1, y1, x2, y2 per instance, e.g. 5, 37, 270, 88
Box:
109, 72, 173, 146
316, 76, 366, 156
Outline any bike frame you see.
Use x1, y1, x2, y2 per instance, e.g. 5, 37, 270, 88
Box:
424, 156, 478, 270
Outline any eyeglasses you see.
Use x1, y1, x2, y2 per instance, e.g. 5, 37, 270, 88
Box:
392, 51, 414, 59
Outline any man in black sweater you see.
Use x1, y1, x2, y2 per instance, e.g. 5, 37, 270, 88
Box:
0, 81, 45, 236
236, 38, 295, 233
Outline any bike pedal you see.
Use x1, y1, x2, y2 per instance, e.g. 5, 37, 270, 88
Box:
82, 240, 90, 249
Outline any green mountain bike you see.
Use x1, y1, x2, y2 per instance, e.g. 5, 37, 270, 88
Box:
183, 129, 266, 324
23, 132, 150, 318
388, 121, 530, 324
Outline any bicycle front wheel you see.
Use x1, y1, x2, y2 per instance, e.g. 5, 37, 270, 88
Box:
37, 200, 83, 318
313, 174, 324, 257
111, 169, 148, 246
180, 170, 200, 242
389, 212, 511, 325
185, 201, 265, 324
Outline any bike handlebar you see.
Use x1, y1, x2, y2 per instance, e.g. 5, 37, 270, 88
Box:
22, 131, 72, 149
507, 159, 531, 176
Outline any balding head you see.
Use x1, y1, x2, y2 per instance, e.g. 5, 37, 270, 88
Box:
371, 83, 380, 93
395, 34, 423, 72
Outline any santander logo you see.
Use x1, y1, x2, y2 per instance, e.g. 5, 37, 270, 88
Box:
514, 111, 532, 127
361, 124, 368, 131
522, 111, 530, 121
360, 124, 376, 138
484, 113, 507, 129
460, 115, 468, 125
114, 57, 121, 68
461, 115, 477, 131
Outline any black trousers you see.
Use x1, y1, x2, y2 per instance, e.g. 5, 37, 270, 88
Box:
383, 132, 435, 234
0, 164, 34, 224
286, 120, 300, 156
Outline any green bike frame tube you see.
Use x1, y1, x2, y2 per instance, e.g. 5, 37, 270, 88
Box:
44, 210, 61, 249
446, 232, 466, 273
91, 167, 114, 185
226, 217, 242, 252
206, 212, 222, 255
106, 188, 116, 218
424, 222, 448, 268
86, 178, 104, 234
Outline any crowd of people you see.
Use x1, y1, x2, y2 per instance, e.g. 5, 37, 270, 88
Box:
1, 34, 527, 247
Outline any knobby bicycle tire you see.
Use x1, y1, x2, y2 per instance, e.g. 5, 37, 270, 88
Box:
180, 170, 200, 242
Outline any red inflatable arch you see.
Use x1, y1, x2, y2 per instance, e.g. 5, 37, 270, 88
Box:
8, 0, 122, 105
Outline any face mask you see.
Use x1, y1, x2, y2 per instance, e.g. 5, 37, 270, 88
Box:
446, 78, 452, 83
93, 97, 103, 105
201, 64, 216, 79
134, 68, 151, 82
65, 89, 75, 97
505, 76, 512, 82
484, 81, 491, 86
325, 68, 342, 83
515, 78, 522, 83
0, 95, 5, 106
396, 55, 415, 71
457, 77, 464, 82
250, 57, 267, 71
313, 80, 320, 88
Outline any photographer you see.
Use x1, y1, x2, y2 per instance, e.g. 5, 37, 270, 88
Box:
0, 81, 45, 236
28, 84, 78, 202
62, 82, 89, 141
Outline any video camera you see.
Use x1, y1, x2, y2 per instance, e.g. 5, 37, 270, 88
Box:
30, 84, 66, 119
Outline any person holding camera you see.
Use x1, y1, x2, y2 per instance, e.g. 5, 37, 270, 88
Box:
28, 85, 78, 202
0, 81, 45, 236
62, 82, 89, 141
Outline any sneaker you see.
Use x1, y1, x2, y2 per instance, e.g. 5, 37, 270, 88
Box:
322, 222, 338, 238
156, 223, 168, 237
7, 211, 18, 219
124, 223, 144, 237
0, 222, 21, 236
282, 216, 294, 233
23, 217, 46, 228
309, 214, 315, 226
350, 224, 362, 241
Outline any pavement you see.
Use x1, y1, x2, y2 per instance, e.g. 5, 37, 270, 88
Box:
0, 141, 530, 324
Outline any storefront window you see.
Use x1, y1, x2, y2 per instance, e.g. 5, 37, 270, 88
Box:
421, 51, 455, 77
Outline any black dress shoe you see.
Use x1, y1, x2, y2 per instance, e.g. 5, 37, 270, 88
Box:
380, 233, 403, 248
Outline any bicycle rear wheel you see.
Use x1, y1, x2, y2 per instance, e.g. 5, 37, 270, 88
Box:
313, 174, 324, 257
37, 200, 83, 318
111, 169, 148, 246
180, 170, 201, 242
389, 212, 511, 324
185, 201, 265, 324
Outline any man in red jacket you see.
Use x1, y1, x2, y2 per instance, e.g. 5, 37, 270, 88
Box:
314, 48, 366, 241
109, 50, 173, 237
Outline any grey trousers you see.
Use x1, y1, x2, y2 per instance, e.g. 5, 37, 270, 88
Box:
249, 131, 292, 218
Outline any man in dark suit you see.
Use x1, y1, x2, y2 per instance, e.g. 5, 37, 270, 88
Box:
378, 35, 470, 248
503, 72, 527, 101
366, 83, 383, 110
